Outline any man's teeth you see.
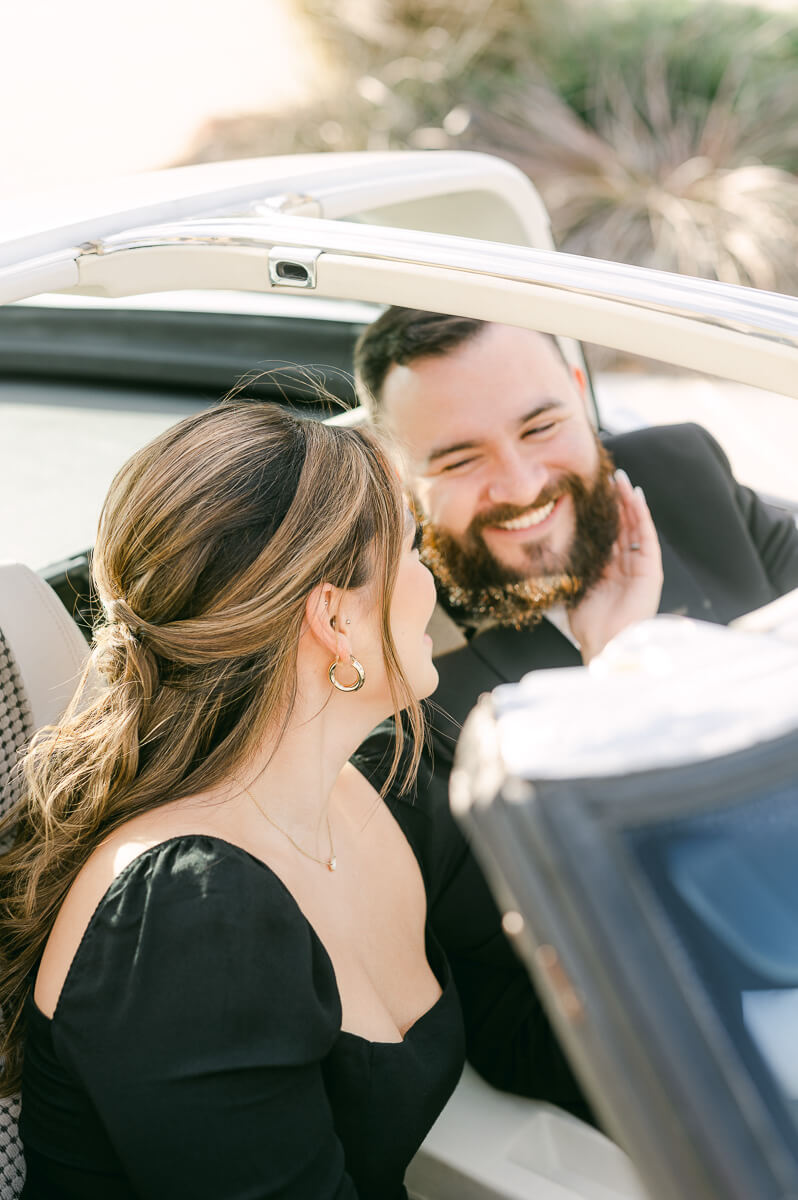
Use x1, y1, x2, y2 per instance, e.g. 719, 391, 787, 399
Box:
496, 500, 555, 531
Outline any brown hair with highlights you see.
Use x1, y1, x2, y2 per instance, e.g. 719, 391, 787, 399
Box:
0, 400, 421, 1090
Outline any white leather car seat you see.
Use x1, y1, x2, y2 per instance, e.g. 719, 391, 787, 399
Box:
0, 562, 89, 1200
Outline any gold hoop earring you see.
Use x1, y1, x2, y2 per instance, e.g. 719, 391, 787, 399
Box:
328, 656, 365, 692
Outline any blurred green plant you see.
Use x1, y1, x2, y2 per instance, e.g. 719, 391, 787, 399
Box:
468, 3, 798, 291
183, 0, 798, 293
186, 0, 532, 157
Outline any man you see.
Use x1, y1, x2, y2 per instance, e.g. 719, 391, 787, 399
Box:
353, 308, 798, 1117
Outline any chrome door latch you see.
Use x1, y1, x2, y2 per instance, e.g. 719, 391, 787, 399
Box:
267, 246, 321, 289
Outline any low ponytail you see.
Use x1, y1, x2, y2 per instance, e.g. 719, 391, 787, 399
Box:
0, 400, 422, 1090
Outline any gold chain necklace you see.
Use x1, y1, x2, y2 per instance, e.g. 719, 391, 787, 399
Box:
242, 782, 337, 872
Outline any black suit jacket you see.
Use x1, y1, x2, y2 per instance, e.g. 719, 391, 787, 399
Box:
431, 422, 798, 748
357, 423, 798, 1117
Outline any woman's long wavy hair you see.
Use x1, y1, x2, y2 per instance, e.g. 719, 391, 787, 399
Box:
0, 400, 421, 1091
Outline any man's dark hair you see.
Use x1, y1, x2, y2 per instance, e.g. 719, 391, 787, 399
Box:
354, 308, 484, 413
354, 306, 568, 414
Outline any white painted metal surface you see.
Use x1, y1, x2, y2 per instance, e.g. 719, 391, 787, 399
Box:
59, 213, 798, 398
478, 614, 798, 784
0, 151, 543, 272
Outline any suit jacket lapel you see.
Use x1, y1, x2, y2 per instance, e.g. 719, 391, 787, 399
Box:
430, 619, 581, 754
657, 530, 720, 621
432, 524, 721, 737
457, 533, 718, 689
467, 620, 582, 681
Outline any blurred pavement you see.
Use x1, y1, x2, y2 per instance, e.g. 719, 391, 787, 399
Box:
596, 373, 798, 507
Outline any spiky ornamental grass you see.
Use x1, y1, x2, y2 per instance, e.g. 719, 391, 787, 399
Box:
468, 6, 798, 294
183, 0, 798, 294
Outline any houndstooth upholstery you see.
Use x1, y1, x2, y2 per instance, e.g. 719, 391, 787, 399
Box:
0, 1098, 24, 1200
0, 632, 29, 1198
0, 564, 88, 1200
0, 628, 33, 821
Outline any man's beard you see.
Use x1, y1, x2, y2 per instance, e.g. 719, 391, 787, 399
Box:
420, 442, 620, 630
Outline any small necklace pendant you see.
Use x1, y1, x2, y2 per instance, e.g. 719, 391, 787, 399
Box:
328, 856, 337, 872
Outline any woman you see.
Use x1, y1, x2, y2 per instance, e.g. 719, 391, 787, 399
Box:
0, 401, 460, 1198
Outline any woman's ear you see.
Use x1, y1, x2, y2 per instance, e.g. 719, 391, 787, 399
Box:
304, 583, 351, 662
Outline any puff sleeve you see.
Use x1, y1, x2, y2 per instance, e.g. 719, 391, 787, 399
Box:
50, 836, 358, 1199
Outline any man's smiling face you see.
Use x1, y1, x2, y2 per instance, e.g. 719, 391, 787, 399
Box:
379, 324, 614, 605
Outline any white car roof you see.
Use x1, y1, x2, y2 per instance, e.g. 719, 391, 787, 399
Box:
3, 150, 798, 400
0, 151, 549, 270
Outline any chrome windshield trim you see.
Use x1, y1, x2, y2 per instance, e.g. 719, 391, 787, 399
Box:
78, 215, 798, 351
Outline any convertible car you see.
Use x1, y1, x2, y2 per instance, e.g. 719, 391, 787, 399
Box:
2, 150, 798, 1200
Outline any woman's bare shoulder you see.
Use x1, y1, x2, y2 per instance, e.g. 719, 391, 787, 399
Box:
33, 795, 228, 1018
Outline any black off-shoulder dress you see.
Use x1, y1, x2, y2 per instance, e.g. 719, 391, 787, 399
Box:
20, 835, 464, 1199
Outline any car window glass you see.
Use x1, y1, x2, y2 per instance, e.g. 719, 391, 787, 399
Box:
666, 810, 798, 982
743, 990, 798, 1106
627, 785, 798, 1136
